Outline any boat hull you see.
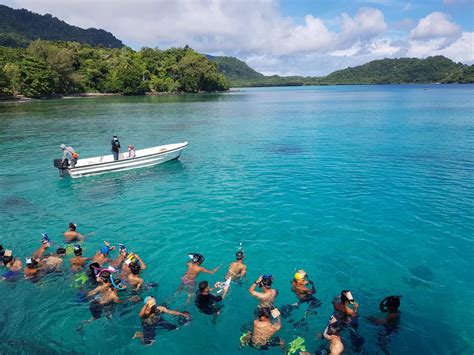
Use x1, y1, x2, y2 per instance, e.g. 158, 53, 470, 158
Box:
65, 142, 187, 178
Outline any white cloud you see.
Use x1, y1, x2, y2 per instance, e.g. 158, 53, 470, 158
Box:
407, 32, 474, 63
1, 0, 472, 76
410, 12, 461, 40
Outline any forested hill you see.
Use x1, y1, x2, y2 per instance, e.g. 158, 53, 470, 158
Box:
0, 4, 123, 48
210, 55, 474, 86
207, 55, 264, 81
319, 56, 474, 84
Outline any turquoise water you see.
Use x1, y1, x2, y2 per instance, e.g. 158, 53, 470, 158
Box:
0, 85, 473, 354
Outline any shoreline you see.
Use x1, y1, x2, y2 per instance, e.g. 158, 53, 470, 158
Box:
0, 83, 470, 102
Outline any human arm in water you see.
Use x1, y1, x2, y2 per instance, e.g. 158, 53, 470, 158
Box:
134, 254, 146, 270
198, 264, 220, 275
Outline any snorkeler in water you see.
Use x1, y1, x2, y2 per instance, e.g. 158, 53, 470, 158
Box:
323, 315, 344, 355
32, 233, 51, 259
332, 290, 365, 352
64, 222, 85, 243
368, 295, 402, 353
92, 241, 115, 265
226, 250, 247, 281
128, 259, 147, 291
240, 307, 285, 350
133, 296, 191, 346
249, 275, 278, 309
195, 280, 229, 316
24, 257, 44, 280
179, 253, 220, 293
110, 243, 128, 269
291, 270, 316, 302
70, 245, 92, 272
83, 276, 125, 325
42, 247, 67, 271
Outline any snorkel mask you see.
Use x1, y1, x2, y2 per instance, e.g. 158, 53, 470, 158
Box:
188, 253, 204, 264
41, 233, 50, 247
380, 296, 401, 313
118, 243, 127, 255
100, 246, 110, 256
26, 257, 38, 268
110, 276, 126, 290
260, 274, 273, 288
236, 251, 244, 260
73, 244, 82, 256
125, 253, 136, 265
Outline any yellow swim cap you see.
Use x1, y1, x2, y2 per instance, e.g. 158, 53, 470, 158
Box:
294, 270, 307, 280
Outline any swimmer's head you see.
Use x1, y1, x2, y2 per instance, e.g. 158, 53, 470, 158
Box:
129, 262, 141, 275
236, 251, 244, 260
74, 245, 82, 256
88, 262, 101, 275
380, 296, 401, 313
60, 144, 66, 150
68, 222, 77, 231
294, 270, 307, 281
56, 247, 66, 257
341, 290, 355, 304
188, 253, 204, 264
260, 275, 273, 288
258, 307, 272, 319
118, 243, 127, 255
25, 257, 39, 268
3, 249, 13, 265
99, 270, 111, 283
100, 246, 110, 256
198, 280, 209, 292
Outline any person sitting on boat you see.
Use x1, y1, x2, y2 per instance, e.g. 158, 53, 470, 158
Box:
64, 222, 85, 243
60, 144, 79, 168
128, 145, 136, 159
111, 135, 121, 161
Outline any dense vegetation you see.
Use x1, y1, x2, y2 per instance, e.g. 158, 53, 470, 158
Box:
319, 56, 474, 84
0, 5, 123, 48
209, 55, 474, 87
0, 41, 229, 97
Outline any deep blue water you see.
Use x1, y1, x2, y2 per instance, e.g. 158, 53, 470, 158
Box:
0, 85, 473, 354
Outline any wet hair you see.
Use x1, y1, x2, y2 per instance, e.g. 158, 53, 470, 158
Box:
380, 296, 401, 313
341, 290, 352, 303
327, 322, 342, 336
88, 262, 101, 276
129, 262, 141, 275
236, 251, 244, 260
68, 223, 76, 231
26, 258, 39, 268
56, 247, 66, 256
198, 280, 209, 291
3, 255, 13, 265
0, 245, 4, 261
258, 307, 272, 319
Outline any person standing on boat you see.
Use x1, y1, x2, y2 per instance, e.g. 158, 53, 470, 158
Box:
111, 135, 121, 160
60, 144, 78, 168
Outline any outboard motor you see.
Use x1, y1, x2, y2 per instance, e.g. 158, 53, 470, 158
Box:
54, 158, 69, 177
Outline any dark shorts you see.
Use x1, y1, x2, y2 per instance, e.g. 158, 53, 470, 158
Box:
142, 318, 178, 344
89, 300, 103, 319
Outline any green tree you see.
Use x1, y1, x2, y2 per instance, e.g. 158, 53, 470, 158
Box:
19, 56, 55, 97
3, 63, 20, 95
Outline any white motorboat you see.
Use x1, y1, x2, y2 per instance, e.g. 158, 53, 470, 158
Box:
54, 142, 188, 178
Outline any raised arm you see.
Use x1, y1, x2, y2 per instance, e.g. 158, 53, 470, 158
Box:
135, 254, 146, 270
249, 276, 263, 296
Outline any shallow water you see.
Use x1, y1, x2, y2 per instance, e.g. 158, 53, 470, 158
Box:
0, 85, 473, 354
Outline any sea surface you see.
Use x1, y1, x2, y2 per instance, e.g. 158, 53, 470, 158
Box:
0, 85, 473, 354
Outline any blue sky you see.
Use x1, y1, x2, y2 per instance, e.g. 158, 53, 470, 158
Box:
3, 0, 473, 75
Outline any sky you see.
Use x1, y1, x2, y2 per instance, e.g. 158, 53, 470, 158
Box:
2, 0, 473, 76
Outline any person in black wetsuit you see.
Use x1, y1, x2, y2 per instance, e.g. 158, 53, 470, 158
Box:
133, 296, 191, 346
111, 135, 121, 160
195, 280, 229, 315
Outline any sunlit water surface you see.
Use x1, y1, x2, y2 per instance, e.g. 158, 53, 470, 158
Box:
0, 85, 473, 354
